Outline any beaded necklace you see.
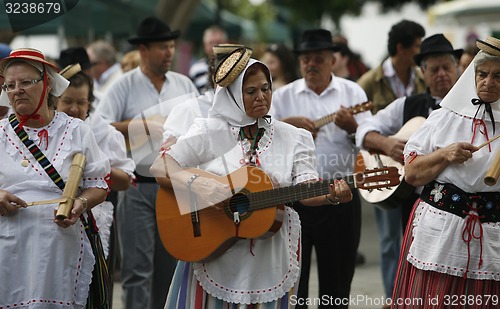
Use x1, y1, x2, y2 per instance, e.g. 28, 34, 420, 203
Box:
239, 127, 265, 167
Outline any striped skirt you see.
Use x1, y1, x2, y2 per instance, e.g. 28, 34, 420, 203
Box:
391, 199, 500, 309
165, 260, 298, 309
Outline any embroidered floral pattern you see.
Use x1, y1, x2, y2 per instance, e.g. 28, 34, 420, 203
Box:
430, 183, 444, 202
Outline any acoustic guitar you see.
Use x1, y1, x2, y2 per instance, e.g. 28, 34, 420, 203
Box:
313, 101, 373, 129
156, 165, 400, 262
357, 116, 426, 210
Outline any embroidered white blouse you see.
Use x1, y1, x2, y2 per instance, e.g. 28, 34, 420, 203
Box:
404, 107, 500, 280
167, 116, 319, 303
0, 111, 110, 307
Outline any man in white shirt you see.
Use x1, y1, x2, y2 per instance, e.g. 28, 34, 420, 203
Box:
271, 29, 372, 308
96, 16, 198, 309
86, 40, 123, 108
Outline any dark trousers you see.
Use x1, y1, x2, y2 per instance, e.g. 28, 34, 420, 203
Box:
117, 182, 177, 309
294, 190, 361, 309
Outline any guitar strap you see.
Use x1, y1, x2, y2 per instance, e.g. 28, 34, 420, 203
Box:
9, 114, 65, 190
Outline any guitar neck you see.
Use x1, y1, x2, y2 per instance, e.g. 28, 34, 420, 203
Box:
248, 174, 357, 211
313, 113, 336, 129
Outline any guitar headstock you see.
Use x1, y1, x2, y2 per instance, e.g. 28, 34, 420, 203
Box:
351, 101, 373, 115
354, 166, 401, 190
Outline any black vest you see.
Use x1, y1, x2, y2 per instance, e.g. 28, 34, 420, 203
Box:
403, 92, 438, 124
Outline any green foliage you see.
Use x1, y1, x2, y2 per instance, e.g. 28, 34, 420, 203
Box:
207, 0, 440, 39
378, 0, 439, 12
279, 0, 363, 27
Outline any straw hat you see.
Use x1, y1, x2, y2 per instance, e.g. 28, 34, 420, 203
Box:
476, 36, 500, 57
60, 63, 82, 80
213, 44, 245, 56
212, 43, 245, 72
0, 48, 69, 107
214, 47, 252, 88
0, 48, 59, 76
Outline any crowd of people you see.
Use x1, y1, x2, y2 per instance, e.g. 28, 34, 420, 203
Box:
0, 12, 499, 309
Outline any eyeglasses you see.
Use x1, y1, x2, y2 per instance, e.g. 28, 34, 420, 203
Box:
299, 54, 327, 64
2, 77, 43, 93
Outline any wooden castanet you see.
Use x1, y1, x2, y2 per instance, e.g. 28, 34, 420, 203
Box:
55, 153, 86, 219
484, 150, 500, 186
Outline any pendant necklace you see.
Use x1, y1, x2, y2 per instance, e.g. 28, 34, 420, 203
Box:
239, 127, 264, 167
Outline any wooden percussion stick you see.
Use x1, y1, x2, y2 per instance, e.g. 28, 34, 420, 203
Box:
55, 153, 86, 219
476, 133, 500, 150
484, 150, 500, 186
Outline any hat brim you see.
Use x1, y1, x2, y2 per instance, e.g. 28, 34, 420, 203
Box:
0, 55, 59, 76
214, 48, 253, 88
294, 43, 340, 54
128, 30, 181, 45
414, 49, 464, 66
60, 63, 82, 80
477, 39, 500, 57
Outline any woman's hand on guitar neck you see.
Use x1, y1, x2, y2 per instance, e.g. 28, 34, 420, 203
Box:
328, 179, 353, 204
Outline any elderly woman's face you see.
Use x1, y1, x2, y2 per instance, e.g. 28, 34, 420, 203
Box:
57, 85, 90, 120
242, 68, 271, 119
475, 60, 500, 103
4, 62, 47, 115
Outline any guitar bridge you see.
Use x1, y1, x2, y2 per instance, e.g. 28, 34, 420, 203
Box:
191, 212, 201, 237
233, 212, 240, 224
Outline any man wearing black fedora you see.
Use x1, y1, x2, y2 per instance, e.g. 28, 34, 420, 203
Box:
95, 16, 198, 309
271, 29, 372, 308
356, 33, 461, 308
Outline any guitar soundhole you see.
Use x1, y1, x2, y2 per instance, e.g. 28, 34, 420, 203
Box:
226, 192, 252, 219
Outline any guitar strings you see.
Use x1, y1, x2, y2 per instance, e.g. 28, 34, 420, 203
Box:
177, 178, 355, 217
176, 169, 395, 217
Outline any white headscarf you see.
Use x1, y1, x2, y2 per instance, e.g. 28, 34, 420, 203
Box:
441, 51, 500, 120
0, 59, 69, 107
208, 58, 272, 127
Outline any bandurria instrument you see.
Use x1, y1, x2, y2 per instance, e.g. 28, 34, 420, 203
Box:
313, 101, 373, 129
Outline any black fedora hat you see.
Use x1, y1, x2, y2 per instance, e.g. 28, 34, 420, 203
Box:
414, 34, 463, 66
59, 47, 92, 71
128, 16, 180, 45
294, 29, 340, 54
